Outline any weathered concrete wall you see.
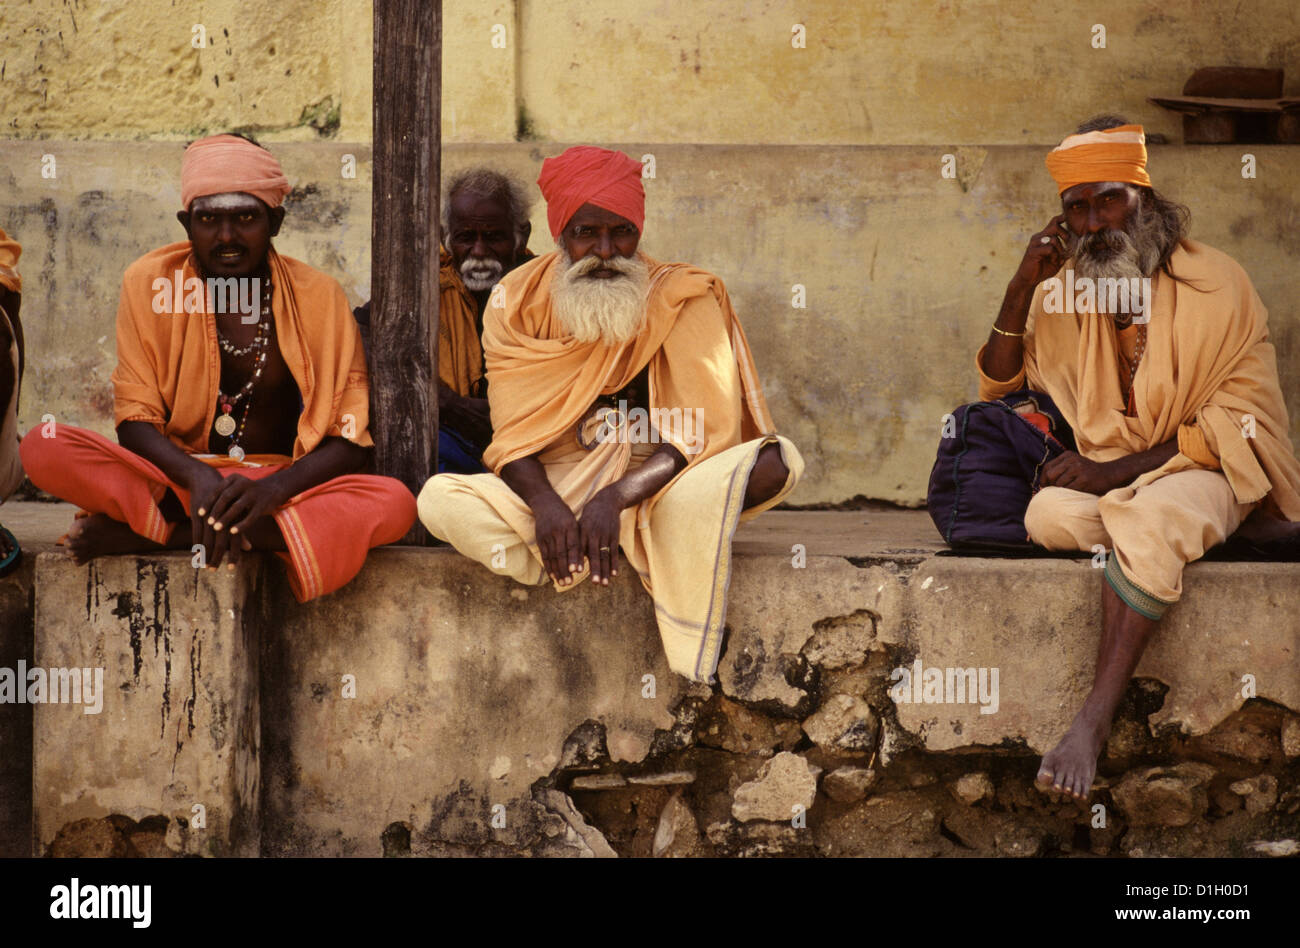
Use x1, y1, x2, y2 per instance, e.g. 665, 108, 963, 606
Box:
5, 1, 1297, 145
18, 542, 1300, 857
0, 0, 369, 141
259, 548, 702, 856
2, 141, 1296, 504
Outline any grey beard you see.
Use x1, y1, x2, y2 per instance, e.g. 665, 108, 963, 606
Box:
1070, 199, 1167, 283
550, 246, 649, 345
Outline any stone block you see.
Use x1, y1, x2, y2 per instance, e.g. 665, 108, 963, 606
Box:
731, 751, 820, 823
893, 557, 1300, 753
32, 553, 261, 857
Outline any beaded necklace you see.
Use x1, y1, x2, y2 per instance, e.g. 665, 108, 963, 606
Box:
213, 277, 273, 461
1118, 319, 1147, 416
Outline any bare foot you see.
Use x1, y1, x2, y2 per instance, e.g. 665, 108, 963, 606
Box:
1035, 713, 1107, 803
65, 514, 163, 564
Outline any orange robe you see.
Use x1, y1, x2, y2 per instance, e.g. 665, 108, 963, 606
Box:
977, 241, 1299, 516
438, 247, 485, 398
437, 245, 534, 398
975, 241, 1299, 615
21, 243, 415, 600
0, 226, 22, 501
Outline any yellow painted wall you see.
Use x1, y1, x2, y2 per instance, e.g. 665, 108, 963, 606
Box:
5, 1, 1298, 144
1, 0, 1298, 504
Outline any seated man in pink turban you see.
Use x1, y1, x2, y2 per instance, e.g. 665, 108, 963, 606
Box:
21, 133, 416, 601
418, 145, 803, 683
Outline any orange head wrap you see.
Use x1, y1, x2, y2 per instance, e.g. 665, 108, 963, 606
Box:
537, 146, 645, 240
180, 134, 292, 211
0, 227, 21, 295
1045, 124, 1152, 195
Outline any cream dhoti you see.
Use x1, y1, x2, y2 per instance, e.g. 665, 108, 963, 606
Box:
421, 413, 801, 683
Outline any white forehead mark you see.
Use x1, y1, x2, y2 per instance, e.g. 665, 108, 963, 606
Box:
191, 192, 263, 213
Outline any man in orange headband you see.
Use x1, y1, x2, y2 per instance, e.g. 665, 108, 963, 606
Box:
20, 133, 416, 601
976, 115, 1300, 802
418, 145, 803, 684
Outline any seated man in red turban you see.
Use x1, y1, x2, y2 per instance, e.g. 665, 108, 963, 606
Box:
418, 145, 803, 683
20, 133, 416, 601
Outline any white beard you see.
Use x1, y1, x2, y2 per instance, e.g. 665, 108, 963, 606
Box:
551, 245, 649, 346
459, 254, 504, 292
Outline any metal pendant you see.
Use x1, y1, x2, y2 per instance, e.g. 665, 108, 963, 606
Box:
228, 444, 245, 461
214, 413, 237, 437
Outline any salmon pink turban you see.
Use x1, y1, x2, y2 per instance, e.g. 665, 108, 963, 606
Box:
537, 146, 645, 240
181, 134, 292, 210
1045, 124, 1152, 195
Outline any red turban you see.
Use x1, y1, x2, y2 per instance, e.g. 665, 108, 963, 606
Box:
181, 134, 292, 210
537, 146, 645, 240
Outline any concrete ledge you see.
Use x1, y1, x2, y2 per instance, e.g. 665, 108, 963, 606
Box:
5, 507, 1298, 857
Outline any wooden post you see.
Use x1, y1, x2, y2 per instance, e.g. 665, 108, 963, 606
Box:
371, 0, 439, 542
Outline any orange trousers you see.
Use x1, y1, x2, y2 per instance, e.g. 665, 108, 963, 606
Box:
20, 425, 416, 602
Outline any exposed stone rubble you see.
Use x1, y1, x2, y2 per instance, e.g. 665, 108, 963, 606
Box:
801, 694, 878, 756
534, 789, 617, 858
731, 752, 821, 822
950, 772, 994, 805
1112, 763, 1216, 827
1281, 714, 1300, 759
822, 766, 877, 803
46, 814, 180, 858
553, 668, 1300, 858
652, 790, 704, 857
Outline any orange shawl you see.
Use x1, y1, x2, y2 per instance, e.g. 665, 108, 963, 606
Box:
438, 246, 535, 397
1021, 240, 1300, 518
112, 242, 372, 460
481, 252, 775, 483
437, 246, 484, 397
